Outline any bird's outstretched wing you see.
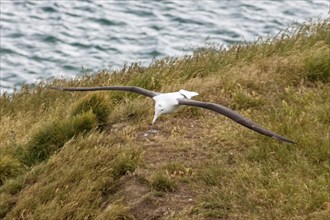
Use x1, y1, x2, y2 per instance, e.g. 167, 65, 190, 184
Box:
178, 99, 295, 144
50, 86, 160, 98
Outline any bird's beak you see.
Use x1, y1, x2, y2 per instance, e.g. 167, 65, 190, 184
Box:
152, 112, 160, 124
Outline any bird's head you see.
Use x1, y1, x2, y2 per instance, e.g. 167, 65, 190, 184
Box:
152, 101, 179, 124
152, 102, 166, 124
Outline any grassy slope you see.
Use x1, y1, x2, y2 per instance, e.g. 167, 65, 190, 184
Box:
0, 20, 329, 219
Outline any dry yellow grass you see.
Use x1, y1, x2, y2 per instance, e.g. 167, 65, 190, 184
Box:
0, 19, 329, 219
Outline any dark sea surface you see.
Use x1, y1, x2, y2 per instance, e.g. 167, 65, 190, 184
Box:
0, 0, 328, 93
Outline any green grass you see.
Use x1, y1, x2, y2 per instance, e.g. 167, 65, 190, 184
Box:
71, 93, 111, 126
111, 147, 142, 178
0, 156, 24, 186
20, 109, 98, 166
151, 171, 176, 192
0, 19, 329, 219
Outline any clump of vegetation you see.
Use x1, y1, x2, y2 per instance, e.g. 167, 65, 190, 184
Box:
304, 46, 330, 82
198, 166, 224, 186
96, 203, 134, 220
71, 93, 111, 126
0, 194, 15, 219
0, 19, 329, 219
111, 148, 142, 178
163, 161, 192, 179
0, 156, 24, 185
151, 171, 176, 192
192, 190, 232, 218
7, 94, 113, 168
231, 89, 265, 110
21, 111, 97, 166
0, 176, 24, 195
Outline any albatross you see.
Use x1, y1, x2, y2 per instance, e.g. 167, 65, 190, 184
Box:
50, 86, 295, 144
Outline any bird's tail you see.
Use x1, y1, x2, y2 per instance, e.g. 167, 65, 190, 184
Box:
179, 90, 199, 99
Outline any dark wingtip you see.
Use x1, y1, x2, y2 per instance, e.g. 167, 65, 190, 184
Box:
285, 139, 296, 144
273, 136, 296, 144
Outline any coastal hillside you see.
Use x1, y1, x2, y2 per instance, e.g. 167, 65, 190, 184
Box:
0, 20, 329, 219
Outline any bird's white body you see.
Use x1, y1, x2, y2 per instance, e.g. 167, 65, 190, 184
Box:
152, 90, 199, 124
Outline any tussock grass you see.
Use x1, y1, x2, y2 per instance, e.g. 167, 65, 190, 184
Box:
304, 45, 330, 82
0, 156, 24, 185
111, 147, 142, 178
96, 203, 134, 220
71, 93, 111, 126
20, 110, 98, 166
0, 19, 329, 219
151, 171, 176, 192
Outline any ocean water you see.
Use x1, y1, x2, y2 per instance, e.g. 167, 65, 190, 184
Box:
0, 0, 328, 93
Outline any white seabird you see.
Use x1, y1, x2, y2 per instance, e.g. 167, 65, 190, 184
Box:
50, 86, 295, 144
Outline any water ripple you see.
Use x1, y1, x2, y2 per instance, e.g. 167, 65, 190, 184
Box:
0, 0, 328, 93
